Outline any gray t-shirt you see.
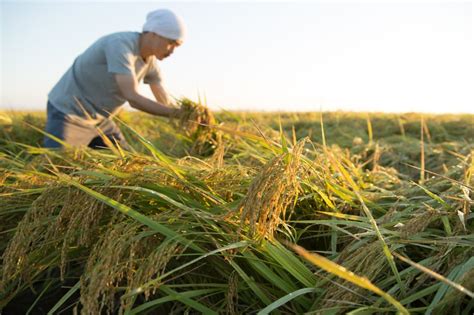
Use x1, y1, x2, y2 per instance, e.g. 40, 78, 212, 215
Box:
48, 32, 161, 120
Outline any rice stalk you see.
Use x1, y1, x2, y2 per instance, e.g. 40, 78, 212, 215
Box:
226, 271, 239, 315
420, 115, 426, 184
366, 114, 373, 145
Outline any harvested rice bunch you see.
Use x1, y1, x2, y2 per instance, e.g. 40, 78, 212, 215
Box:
175, 98, 215, 134
173, 98, 220, 156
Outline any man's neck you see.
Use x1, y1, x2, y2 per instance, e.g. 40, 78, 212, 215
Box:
138, 33, 148, 61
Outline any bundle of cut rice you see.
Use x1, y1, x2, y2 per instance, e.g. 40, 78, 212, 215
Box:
173, 98, 220, 156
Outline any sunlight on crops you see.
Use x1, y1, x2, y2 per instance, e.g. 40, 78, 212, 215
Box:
1, 106, 473, 314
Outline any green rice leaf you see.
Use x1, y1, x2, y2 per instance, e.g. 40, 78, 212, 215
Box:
257, 288, 317, 315
229, 259, 272, 305
128, 288, 221, 314
263, 241, 317, 288
159, 285, 219, 315
47, 281, 80, 315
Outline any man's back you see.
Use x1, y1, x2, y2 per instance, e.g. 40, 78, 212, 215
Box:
48, 32, 161, 120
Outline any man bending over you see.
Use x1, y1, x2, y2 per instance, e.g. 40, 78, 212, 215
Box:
44, 8, 185, 149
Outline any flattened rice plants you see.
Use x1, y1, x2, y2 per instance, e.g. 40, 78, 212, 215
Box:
1, 109, 473, 314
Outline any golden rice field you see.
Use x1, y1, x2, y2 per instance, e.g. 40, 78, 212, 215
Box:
0, 105, 473, 314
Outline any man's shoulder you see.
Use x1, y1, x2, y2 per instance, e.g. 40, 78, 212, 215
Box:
102, 31, 140, 40
87, 32, 141, 61
97, 31, 140, 46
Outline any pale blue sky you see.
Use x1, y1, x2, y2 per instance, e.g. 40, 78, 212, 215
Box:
1, 1, 473, 113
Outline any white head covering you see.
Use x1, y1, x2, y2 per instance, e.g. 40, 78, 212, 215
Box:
143, 9, 186, 42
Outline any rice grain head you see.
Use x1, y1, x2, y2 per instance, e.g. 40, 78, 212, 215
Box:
322, 240, 388, 309
237, 139, 307, 239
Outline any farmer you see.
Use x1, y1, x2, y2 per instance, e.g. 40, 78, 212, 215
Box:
44, 9, 185, 149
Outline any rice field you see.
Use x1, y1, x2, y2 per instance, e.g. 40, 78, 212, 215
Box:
0, 105, 473, 314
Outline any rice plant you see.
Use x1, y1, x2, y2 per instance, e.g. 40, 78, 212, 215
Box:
0, 107, 473, 314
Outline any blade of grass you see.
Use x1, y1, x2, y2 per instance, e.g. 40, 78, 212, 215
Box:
27, 280, 54, 315
158, 285, 219, 315
263, 241, 317, 288
288, 243, 408, 315
128, 288, 221, 314
320, 111, 327, 148
47, 281, 80, 315
257, 288, 317, 315
228, 259, 273, 305
245, 252, 298, 293
366, 114, 373, 145
420, 115, 425, 183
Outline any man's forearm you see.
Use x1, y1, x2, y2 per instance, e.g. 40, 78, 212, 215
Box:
150, 83, 174, 107
127, 94, 177, 117
114, 74, 178, 118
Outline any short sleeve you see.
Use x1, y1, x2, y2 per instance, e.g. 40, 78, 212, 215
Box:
144, 58, 162, 84
104, 38, 136, 75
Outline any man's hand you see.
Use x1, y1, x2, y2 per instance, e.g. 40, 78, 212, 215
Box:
115, 74, 175, 117
170, 107, 183, 119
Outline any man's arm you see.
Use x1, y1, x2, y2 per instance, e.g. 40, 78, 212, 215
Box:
149, 82, 174, 107
115, 74, 177, 118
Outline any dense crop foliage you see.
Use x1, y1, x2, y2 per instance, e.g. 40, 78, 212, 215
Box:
0, 108, 473, 314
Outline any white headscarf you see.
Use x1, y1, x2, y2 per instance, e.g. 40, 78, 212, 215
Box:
143, 9, 186, 42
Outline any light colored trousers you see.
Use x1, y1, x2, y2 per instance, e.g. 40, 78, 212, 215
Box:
44, 101, 129, 149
